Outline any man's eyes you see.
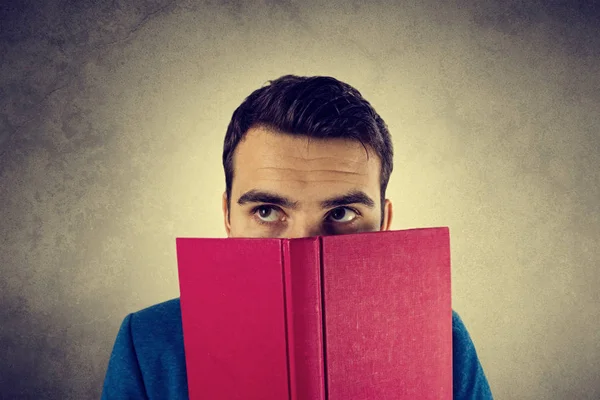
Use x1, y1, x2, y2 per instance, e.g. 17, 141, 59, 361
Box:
250, 205, 359, 225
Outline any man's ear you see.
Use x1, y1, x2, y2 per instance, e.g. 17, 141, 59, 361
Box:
381, 198, 393, 231
222, 191, 231, 237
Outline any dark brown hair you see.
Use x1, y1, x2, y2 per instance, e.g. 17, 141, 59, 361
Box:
223, 75, 394, 225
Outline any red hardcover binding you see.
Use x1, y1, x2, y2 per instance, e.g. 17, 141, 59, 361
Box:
176, 227, 452, 400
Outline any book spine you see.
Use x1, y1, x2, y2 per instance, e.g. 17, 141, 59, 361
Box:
283, 238, 326, 400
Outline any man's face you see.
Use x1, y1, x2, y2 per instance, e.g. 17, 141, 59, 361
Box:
223, 125, 393, 238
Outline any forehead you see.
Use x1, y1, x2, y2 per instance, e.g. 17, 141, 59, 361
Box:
232, 126, 381, 200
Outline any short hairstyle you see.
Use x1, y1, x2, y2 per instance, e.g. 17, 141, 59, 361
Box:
222, 75, 394, 226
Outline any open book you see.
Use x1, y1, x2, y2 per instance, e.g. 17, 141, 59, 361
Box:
176, 227, 452, 399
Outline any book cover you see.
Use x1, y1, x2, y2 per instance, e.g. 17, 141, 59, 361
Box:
176, 227, 452, 399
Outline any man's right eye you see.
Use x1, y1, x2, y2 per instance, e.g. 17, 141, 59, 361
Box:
253, 206, 281, 223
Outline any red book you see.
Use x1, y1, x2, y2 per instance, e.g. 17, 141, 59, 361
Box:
176, 227, 452, 399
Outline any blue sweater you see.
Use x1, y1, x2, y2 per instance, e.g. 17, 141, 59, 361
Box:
101, 298, 493, 399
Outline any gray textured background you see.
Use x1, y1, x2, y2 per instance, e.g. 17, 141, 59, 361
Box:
1, 0, 599, 399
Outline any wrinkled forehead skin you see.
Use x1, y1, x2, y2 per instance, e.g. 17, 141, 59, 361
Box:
231, 125, 382, 210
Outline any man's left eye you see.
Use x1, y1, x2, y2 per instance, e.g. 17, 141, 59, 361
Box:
328, 207, 357, 223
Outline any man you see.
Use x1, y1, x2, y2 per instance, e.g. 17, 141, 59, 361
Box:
101, 75, 493, 399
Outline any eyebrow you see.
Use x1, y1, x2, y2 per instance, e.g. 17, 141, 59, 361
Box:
237, 190, 299, 209
237, 189, 375, 210
320, 190, 375, 209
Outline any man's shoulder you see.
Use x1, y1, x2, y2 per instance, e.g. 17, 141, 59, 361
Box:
127, 298, 184, 352
451, 310, 476, 353
133, 297, 182, 322
104, 298, 188, 398
451, 310, 477, 347
450, 310, 494, 399
451, 309, 466, 332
